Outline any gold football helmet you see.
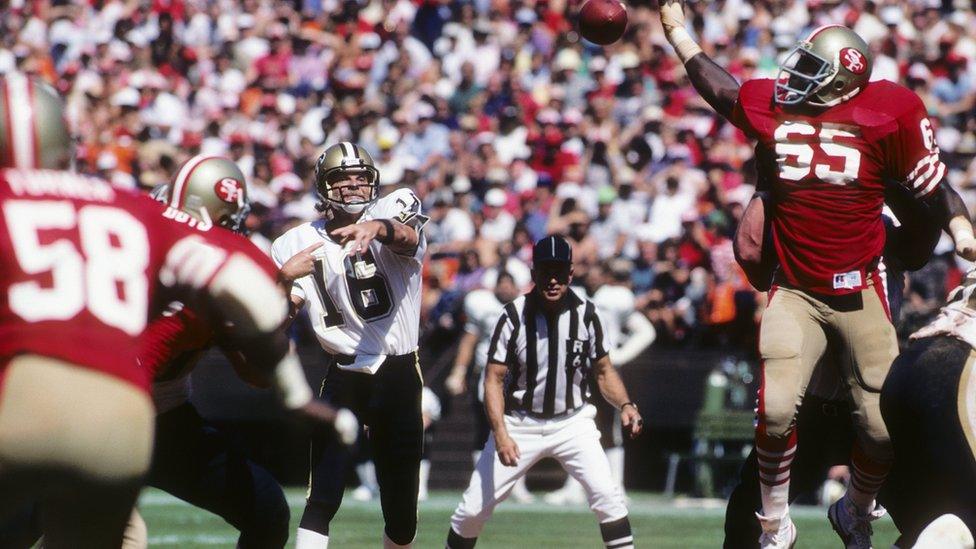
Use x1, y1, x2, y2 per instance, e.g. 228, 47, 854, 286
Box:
775, 25, 873, 107
0, 73, 73, 170
156, 155, 250, 232
314, 142, 380, 215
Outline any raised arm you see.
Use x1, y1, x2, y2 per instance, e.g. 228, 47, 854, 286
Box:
659, 0, 740, 120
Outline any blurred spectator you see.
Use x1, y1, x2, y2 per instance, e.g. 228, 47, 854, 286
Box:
2, 0, 972, 349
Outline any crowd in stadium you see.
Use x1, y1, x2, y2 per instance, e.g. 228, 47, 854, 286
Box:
3, 0, 975, 348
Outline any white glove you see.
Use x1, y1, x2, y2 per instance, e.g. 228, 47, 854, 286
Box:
659, 0, 687, 34
658, 0, 702, 63
957, 236, 976, 262
335, 408, 359, 446
950, 216, 976, 262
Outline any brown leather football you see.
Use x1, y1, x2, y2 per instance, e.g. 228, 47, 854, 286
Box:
579, 0, 628, 45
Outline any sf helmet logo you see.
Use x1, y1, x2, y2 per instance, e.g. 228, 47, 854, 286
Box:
840, 48, 867, 75
215, 178, 243, 204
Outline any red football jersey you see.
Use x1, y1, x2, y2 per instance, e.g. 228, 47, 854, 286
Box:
140, 234, 278, 383
0, 168, 277, 391
732, 79, 945, 294
140, 303, 214, 382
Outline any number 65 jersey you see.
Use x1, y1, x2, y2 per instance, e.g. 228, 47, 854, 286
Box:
732, 78, 946, 295
271, 188, 428, 373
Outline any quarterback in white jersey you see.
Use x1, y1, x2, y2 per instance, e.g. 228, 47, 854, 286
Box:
272, 186, 426, 370
272, 142, 427, 549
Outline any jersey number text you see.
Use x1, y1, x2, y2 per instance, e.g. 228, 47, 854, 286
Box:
312, 249, 393, 328
4, 200, 149, 335
774, 121, 861, 185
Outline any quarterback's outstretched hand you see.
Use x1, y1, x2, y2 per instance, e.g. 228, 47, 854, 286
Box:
280, 242, 324, 282
330, 221, 381, 256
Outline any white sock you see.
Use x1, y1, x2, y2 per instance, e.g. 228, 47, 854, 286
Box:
383, 532, 413, 548
419, 459, 431, 497
356, 461, 379, 494
606, 447, 625, 491
756, 439, 796, 519
759, 480, 791, 520
296, 528, 329, 549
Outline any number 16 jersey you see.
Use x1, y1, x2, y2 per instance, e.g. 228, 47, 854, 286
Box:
732, 78, 946, 295
271, 188, 427, 372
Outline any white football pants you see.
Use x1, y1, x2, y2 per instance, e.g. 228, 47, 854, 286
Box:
450, 404, 627, 538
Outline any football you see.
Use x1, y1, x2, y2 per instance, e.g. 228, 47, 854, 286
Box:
579, 0, 628, 45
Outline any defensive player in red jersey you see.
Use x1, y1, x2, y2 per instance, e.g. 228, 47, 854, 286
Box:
658, 3, 976, 548
127, 155, 359, 549
0, 74, 337, 548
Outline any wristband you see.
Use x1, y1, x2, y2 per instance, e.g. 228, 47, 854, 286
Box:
621, 401, 638, 412
376, 219, 396, 245
666, 27, 703, 64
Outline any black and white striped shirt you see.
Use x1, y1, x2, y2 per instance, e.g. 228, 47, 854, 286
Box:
487, 291, 610, 419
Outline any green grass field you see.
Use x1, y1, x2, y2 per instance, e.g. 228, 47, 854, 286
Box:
140, 488, 900, 547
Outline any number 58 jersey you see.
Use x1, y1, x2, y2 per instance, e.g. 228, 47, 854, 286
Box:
271, 189, 428, 372
0, 168, 283, 391
732, 78, 946, 295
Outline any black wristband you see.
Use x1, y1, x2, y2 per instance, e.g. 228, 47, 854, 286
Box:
621, 401, 638, 412
376, 219, 395, 245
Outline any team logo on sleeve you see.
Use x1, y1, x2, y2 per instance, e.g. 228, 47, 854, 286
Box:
840, 48, 867, 75
214, 178, 244, 204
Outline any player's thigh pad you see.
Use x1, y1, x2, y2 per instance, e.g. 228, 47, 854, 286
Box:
0, 355, 154, 483
834, 286, 899, 393
757, 288, 828, 436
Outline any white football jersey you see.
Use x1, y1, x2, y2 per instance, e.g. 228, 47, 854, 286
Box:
271, 188, 428, 373
463, 288, 506, 401
591, 285, 637, 350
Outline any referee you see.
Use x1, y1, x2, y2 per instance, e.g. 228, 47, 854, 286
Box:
446, 235, 643, 549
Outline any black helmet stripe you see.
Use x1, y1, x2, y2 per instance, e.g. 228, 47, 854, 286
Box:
339, 141, 361, 160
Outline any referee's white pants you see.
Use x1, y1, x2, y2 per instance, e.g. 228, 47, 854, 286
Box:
450, 404, 628, 538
